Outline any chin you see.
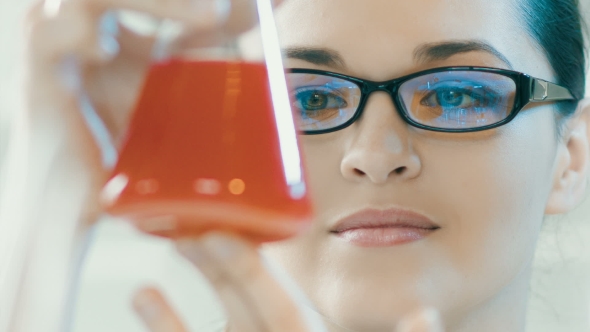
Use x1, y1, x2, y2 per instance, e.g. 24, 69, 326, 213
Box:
305, 267, 441, 331
320, 301, 420, 332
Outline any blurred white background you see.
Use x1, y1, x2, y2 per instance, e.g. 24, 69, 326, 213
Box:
0, 1, 589, 331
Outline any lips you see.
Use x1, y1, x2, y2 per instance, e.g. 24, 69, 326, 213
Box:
330, 208, 440, 247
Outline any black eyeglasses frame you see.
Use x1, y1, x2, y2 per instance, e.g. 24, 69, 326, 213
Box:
287, 66, 576, 134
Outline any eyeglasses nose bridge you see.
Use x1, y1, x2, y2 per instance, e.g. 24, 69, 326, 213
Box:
361, 82, 398, 98
361, 81, 401, 107
355, 82, 404, 122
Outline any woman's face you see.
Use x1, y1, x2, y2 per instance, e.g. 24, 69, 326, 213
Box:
264, 0, 564, 330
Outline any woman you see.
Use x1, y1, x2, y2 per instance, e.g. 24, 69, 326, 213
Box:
7, 0, 589, 331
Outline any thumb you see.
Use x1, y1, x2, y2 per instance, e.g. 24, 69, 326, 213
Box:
396, 308, 444, 332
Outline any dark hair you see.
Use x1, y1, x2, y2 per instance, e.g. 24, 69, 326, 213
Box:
518, 0, 587, 119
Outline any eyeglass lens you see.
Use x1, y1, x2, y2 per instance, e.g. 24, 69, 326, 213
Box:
286, 73, 361, 131
286, 71, 517, 132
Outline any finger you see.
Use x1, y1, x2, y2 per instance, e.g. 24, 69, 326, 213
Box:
133, 287, 190, 332
177, 233, 313, 332
27, 0, 284, 72
84, 0, 280, 35
27, 0, 219, 66
45, 0, 227, 24
396, 308, 444, 332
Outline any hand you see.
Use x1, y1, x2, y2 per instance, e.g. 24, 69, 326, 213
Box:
2, 1, 282, 331
132, 233, 444, 332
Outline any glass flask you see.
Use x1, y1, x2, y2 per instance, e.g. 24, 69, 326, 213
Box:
100, 0, 313, 242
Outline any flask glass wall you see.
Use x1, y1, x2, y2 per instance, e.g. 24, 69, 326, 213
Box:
101, 0, 312, 242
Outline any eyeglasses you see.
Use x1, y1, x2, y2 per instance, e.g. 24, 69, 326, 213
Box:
286, 66, 576, 134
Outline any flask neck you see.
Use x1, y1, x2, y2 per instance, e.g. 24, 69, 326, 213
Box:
153, 25, 265, 63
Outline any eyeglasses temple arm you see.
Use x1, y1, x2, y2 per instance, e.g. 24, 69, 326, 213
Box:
529, 78, 576, 102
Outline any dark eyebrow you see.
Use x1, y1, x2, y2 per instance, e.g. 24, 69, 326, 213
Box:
413, 40, 513, 69
283, 47, 346, 69
283, 41, 512, 70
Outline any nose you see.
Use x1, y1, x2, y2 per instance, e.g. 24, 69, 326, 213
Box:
340, 92, 422, 184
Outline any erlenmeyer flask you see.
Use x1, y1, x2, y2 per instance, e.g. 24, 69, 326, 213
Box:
100, 0, 313, 242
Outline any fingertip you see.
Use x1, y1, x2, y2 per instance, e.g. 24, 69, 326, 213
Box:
132, 287, 164, 323
132, 286, 189, 332
272, 0, 285, 8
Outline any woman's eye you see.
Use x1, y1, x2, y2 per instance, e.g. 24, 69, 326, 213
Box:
437, 90, 466, 107
411, 84, 506, 125
301, 92, 329, 110
294, 89, 348, 112
291, 88, 349, 124
421, 87, 486, 110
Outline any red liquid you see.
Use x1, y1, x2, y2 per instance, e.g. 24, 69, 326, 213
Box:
101, 60, 313, 242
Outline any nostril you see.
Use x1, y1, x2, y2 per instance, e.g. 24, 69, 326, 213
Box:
393, 166, 406, 175
353, 168, 365, 176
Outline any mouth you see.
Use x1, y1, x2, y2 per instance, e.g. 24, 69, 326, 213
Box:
329, 208, 440, 247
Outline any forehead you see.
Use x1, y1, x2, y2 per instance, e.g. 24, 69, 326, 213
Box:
275, 0, 552, 81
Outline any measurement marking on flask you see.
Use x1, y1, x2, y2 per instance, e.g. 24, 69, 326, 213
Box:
194, 178, 221, 195
228, 179, 246, 195
135, 179, 159, 195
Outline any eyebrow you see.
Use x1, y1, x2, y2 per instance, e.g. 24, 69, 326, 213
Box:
413, 40, 513, 68
284, 40, 513, 70
283, 47, 346, 69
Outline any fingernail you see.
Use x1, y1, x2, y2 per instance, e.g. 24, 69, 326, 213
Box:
201, 234, 242, 262
134, 290, 162, 322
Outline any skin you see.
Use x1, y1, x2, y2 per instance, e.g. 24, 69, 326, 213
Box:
6, 0, 589, 332
263, 0, 566, 331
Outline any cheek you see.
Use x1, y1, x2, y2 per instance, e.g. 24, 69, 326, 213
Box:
421, 109, 558, 301
436, 110, 557, 233
298, 134, 346, 213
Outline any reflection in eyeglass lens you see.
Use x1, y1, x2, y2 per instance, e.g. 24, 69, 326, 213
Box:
287, 71, 518, 132
287, 73, 361, 131
400, 71, 517, 129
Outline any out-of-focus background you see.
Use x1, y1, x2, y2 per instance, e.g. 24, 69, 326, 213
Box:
0, 1, 589, 331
